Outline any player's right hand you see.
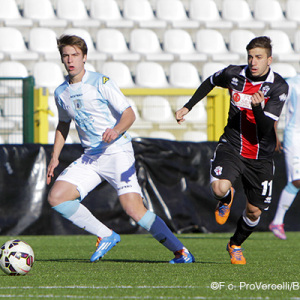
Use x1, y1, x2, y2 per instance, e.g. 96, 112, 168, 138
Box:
175, 107, 189, 124
47, 158, 59, 185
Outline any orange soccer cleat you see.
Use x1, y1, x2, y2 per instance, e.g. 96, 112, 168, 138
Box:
215, 187, 234, 225
226, 242, 246, 265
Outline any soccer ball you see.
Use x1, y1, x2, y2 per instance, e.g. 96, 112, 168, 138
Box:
0, 239, 34, 276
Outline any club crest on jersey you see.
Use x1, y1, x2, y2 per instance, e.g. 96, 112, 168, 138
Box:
214, 166, 223, 176
74, 100, 82, 110
261, 85, 270, 95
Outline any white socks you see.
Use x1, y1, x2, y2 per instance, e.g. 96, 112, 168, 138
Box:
68, 204, 112, 237
272, 187, 297, 225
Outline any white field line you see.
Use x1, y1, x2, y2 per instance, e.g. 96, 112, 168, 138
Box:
0, 286, 199, 289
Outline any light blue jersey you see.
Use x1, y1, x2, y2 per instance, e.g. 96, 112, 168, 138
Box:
283, 75, 300, 182
284, 75, 300, 149
54, 70, 132, 155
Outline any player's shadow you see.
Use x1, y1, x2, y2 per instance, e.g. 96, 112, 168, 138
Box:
37, 258, 227, 264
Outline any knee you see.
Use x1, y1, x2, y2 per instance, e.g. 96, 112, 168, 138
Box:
120, 193, 147, 222
211, 180, 231, 198
245, 207, 261, 221
48, 188, 62, 207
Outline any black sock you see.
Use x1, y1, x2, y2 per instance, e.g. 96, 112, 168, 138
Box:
230, 216, 256, 246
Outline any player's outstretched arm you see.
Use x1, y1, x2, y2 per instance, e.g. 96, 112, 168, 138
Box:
175, 107, 189, 125
47, 121, 70, 185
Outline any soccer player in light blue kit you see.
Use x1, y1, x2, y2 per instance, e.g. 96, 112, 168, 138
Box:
269, 75, 300, 239
46, 35, 194, 263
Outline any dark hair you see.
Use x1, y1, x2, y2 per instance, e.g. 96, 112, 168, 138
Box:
57, 35, 88, 57
246, 36, 272, 57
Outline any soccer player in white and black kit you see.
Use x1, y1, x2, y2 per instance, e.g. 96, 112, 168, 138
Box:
176, 36, 289, 264
47, 35, 194, 264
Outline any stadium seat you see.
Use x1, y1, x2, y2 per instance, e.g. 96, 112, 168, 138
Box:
56, 0, 100, 27
33, 62, 65, 94
222, 0, 265, 29
0, 27, 39, 61
156, 0, 198, 28
101, 62, 136, 88
8, 133, 23, 144
130, 28, 174, 62
169, 62, 201, 88
263, 30, 300, 62
123, 0, 167, 28
293, 30, 300, 52
201, 62, 226, 80
142, 96, 175, 122
254, 0, 296, 29
0, 61, 28, 78
271, 63, 297, 79
0, 116, 15, 132
286, 0, 300, 23
182, 131, 207, 142
189, 0, 232, 29
4, 97, 23, 126
126, 97, 153, 130
126, 98, 141, 120
23, 0, 67, 28
96, 29, 140, 62
0, 61, 28, 94
195, 29, 240, 62
176, 96, 207, 124
90, 0, 134, 28
0, 0, 33, 27
228, 29, 256, 61
135, 62, 169, 88
28, 28, 60, 60
163, 29, 207, 62
63, 28, 107, 61
149, 131, 176, 140
84, 63, 96, 72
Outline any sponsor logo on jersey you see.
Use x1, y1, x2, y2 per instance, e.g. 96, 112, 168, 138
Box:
118, 184, 133, 191
279, 93, 288, 102
232, 91, 253, 109
264, 197, 272, 204
231, 77, 239, 86
103, 76, 109, 84
233, 93, 240, 102
71, 93, 83, 98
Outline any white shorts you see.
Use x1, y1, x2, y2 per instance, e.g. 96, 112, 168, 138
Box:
56, 143, 143, 200
284, 145, 300, 182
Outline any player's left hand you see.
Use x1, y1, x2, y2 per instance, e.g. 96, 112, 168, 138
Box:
102, 128, 120, 143
251, 90, 265, 107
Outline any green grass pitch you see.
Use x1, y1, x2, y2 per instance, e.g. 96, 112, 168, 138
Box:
0, 232, 299, 299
